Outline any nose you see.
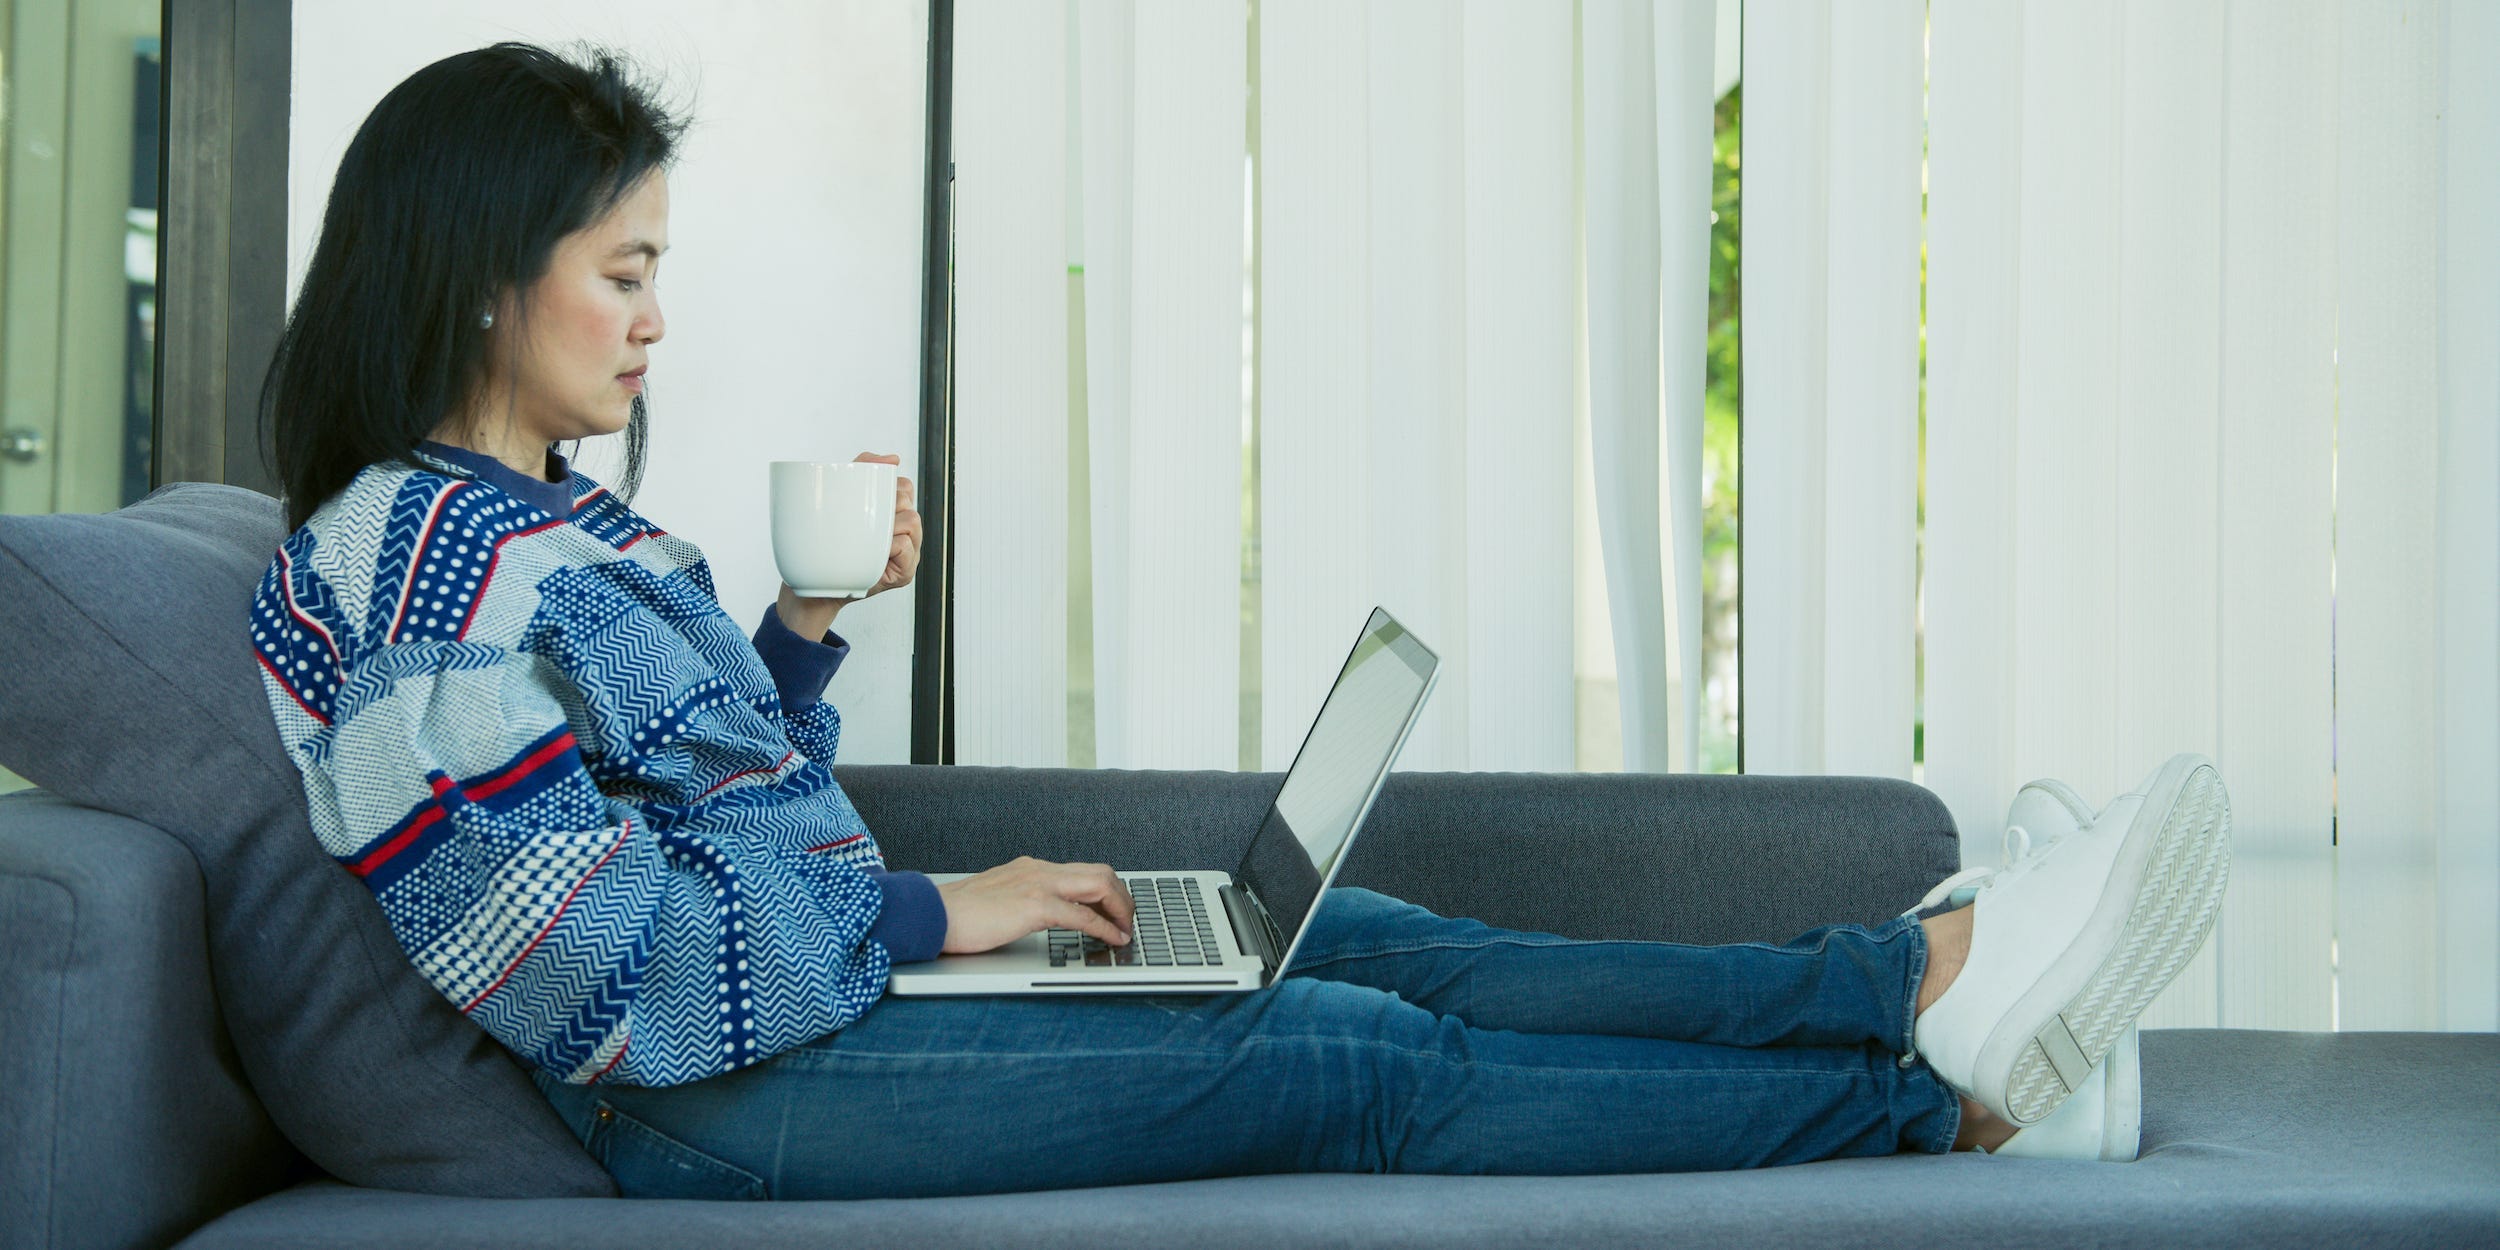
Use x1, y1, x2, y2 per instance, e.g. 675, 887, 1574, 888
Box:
636, 292, 666, 346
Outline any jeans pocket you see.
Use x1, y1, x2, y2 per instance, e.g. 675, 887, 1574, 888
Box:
585, 1099, 769, 1201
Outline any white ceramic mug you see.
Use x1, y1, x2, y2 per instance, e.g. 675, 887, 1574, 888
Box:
770, 460, 898, 599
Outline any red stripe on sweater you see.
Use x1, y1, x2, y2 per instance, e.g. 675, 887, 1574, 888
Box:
388, 484, 463, 640
350, 804, 446, 878
274, 546, 339, 658
804, 831, 868, 854
586, 1035, 629, 1086
252, 647, 333, 726
465, 732, 578, 801
696, 751, 797, 801
463, 821, 631, 1015
455, 517, 566, 640
351, 738, 566, 880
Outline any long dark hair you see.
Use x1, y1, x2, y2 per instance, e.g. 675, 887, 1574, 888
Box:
264, 42, 688, 530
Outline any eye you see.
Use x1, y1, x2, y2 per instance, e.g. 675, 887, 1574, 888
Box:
613, 277, 643, 293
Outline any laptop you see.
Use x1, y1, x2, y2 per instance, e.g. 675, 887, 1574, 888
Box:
887, 607, 1440, 996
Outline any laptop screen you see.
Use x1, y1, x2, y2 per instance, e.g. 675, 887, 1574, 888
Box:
1232, 608, 1439, 966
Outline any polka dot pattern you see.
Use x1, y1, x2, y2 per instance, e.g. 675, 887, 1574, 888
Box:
387, 483, 565, 645
250, 531, 353, 725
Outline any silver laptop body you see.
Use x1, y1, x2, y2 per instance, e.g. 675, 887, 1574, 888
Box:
886, 607, 1440, 996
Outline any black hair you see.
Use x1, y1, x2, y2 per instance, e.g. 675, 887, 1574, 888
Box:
264, 41, 689, 530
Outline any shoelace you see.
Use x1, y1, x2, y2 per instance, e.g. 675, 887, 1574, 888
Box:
1910, 822, 2063, 914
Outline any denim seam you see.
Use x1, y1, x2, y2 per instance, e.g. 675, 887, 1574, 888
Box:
1302, 930, 1887, 968
1889, 1065, 1962, 1155
1890, 912, 1927, 1062
1233, 1031, 1916, 1083
1879, 913, 1960, 1153
810, 1029, 1897, 1084
1289, 931, 1595, 972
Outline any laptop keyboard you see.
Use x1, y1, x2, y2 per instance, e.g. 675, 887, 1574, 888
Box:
1046, 876, 1224, 968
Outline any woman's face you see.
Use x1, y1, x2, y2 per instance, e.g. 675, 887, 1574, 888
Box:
478, 170, 670, 447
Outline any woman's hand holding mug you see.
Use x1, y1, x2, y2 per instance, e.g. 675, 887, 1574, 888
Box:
771, 452, 921, 639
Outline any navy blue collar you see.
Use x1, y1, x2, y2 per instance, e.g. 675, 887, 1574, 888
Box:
415, 440, 576, 518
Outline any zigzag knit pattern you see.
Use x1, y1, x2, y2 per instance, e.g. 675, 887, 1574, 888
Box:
252, 457, 890, 1087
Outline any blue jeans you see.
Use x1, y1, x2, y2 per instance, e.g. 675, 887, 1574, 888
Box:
532, 887, 1961, 1199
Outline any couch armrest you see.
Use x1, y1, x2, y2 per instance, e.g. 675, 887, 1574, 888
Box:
834, 767, 1960, 946
0, 791, 294, 1250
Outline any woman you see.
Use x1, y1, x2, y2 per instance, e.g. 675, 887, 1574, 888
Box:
254, 42, 2231, 1200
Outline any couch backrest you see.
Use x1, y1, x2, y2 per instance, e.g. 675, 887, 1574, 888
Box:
840, 764, 1963, 945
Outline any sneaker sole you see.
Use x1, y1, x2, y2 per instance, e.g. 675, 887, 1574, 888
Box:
1984, 756, 2232, 1125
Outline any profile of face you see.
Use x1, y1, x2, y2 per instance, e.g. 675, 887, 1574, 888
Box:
475, 170, 670, 448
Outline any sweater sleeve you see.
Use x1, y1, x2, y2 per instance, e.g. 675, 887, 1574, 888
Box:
749, 601, 848, 713
270, 624, 900, 1086
730, 612, 939, 957
743, 607, 941, 961
745, 602, 855, 770
862, 869, 948, 963
749, 602, 850, 772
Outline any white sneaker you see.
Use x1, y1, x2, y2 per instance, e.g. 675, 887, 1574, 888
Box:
2010, 777, 2095, 838
1930, 775, 2144, 1160
1912, 754, 2230, 1126
1989, 1023, 2143, 1161
1913, 777, 2098, 917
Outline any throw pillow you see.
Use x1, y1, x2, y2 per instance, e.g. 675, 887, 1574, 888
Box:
0, 483, 614, 1197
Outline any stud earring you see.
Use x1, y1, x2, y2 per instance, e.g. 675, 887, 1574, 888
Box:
480, 309, 495, 329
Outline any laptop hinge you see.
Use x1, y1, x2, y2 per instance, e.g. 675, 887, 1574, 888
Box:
1219, 883, 1284, 973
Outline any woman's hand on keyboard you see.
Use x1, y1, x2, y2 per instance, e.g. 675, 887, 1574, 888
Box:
933, 857, 1138, 955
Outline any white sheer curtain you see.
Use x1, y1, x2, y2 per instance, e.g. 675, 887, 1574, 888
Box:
952, 0, 1070, 767
1737, 0, 1923, 779
1094, 1, 1251, 770
949, 0, 2497, 1031
1260, 0, 1596, 774
1919, 0, 2496, 1031
2432, 0, 2500, 1035
956, 0, 1702, 776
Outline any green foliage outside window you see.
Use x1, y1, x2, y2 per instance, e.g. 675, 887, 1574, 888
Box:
1700, 85, 1743, 775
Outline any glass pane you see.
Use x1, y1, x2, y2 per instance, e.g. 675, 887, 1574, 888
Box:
1, 0, 162, 520
0, 0, 160, 796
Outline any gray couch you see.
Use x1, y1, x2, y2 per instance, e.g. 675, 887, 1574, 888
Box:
2, 483, 2493, 1247
6, 767, 2496, 1249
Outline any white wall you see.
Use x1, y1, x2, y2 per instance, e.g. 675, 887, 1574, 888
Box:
289, 1, 929, 764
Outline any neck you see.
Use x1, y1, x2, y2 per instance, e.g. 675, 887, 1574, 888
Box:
426, 417, 554, 482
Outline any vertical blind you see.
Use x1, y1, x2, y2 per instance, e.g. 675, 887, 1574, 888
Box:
1738, 0, 1923, 780
1918, 0, 2494, 1031
947, 0, 2496, 1032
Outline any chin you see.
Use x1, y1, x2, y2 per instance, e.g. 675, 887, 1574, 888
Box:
576, 409, 634, 439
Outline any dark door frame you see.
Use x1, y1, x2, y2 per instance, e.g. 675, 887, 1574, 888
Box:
154, 0, 287, 495
154, 0, 959, 763
911, 0, 956, 766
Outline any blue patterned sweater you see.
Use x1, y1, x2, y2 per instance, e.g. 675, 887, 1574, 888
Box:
250, 443, 943, 1087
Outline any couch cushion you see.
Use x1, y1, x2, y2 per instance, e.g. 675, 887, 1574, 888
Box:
0, 790, 296, 1250
173, 1030, 2500, 1249
0, 483, 613, 1197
